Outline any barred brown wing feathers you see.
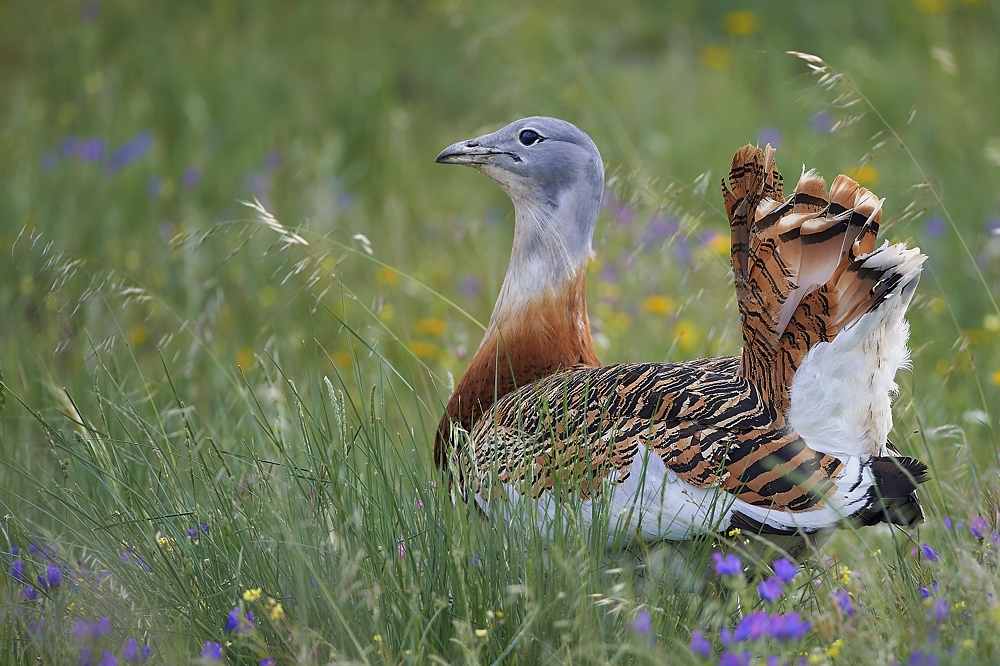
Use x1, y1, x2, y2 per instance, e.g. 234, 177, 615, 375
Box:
467, 361, 845, 514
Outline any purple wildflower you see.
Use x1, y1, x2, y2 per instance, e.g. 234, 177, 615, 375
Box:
770, 611, 811, 641
93, 617, 111, 638
766, 657, 782, 666
27, 617, 45, 636
689, 629, 711, 657
261, 660, 276, 666
712, 552, 742, 577
908, 651, 939, 666
920, 544, 939, 562
720, 627, 734, 646
931, 598, 949, 623
970, 518, 988, 538
599, 264, 619, 284
925, 216, 945, 238
263, 150, 283, 172
460, 275, 482, 297
942, 515, 952, 530
758, 577, 782, 603
123, 638, 139, 660
80, 647, 93, 666
76, 138, 107, 162
719, 651, 751, 666
734, 611, 769, 641
810, 111, 834, 133
834, 589, 856, 616
640, 215, 678, 245
187, 528, 198, 538
182, 165, 201, 189
987, 217, 1000, 237
201, 641, 222, 660
201, 523, 209, 532
24, 585, 38, 601
224, 606, 254, 634
626, 610, 652, 636
142, 645, 152, 660
11, 545, 18, 555
106, 131, 153, 175
11, 560, 25, 582
758, 126, 782, 148
614, 204, 636, 228
99, 651, 118, 666
46, 563, 63, 587
772, 558, 798, 584
397, 538, 406, 560
73, 618, 91, 640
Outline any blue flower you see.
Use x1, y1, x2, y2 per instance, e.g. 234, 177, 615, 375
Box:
640, 215, 678, 245
80, 647, 93, 666
225, 605, 255, 634
970, 518, 989, 539
712, 552, 742, 577
772, 558, 798, 584
834, 590, 856, 617
924, 216, 945, 238
810, 110, 834, 133
187, 528, 198, 538
261, 660, 276, 666
941, 515, 952, 530
201, 641, 222, 660
734, 611, 769, 642
920, 544, 939, 562
908, 650, 939, 666
24, 585, 38, 601
11, 545, 19, 555
758, 577, 782, 603
99, 651, 118, 666
758, 126, 782, 149
930, 598, 949, 623
10, 560, 25, 583
770, 611, 811, 641
182, 165, 201, 189
123, 638, 140, 661
46, 564, 63, 587
689, 630, 711, 657
626, 610, 652, 636
719, 650, 751, 666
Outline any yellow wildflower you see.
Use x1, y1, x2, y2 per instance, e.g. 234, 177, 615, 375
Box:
700, 46, 731, 70
727, 528, 742, 537
269, 602, 285, 621
495, 610, 504, 619
243, 588, 262, 602
826, 639, 843, 658
475, 628, 488, 638
724, 10, 760, 35
376, 266, 398, 285
373, 633, 383, 643
416, 317, 447, 336
643, 295, 675, 316
707, 233, 730, 255
411, 340, 439, 359
847, 164, 880, 186
991, 369, 1000, 387
674, 320, 699, 352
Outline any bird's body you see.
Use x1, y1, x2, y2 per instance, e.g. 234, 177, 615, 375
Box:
458, 144, 928, 542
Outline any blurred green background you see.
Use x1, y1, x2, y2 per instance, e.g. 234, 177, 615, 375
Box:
2, 0, 999, 500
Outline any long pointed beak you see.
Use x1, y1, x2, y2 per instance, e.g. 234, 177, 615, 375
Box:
435, 139, 502, 166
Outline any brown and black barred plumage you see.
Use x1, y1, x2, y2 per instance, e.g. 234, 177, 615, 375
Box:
460, 144, 928, 541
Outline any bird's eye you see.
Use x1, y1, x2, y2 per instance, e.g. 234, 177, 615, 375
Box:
519, 129, 542, 146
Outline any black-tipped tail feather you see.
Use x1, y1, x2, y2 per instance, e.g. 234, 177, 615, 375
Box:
849, 455, 929, 528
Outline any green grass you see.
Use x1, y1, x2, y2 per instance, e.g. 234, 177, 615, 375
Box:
2, 1, 999, 663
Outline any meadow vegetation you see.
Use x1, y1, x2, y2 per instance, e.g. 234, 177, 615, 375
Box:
1, 2, 999, 663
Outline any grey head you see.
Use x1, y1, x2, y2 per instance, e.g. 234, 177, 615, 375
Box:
436, 117, 604, 278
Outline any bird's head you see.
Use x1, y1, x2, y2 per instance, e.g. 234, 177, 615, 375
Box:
436, 116, 604, 275
436, 116, 603, 208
